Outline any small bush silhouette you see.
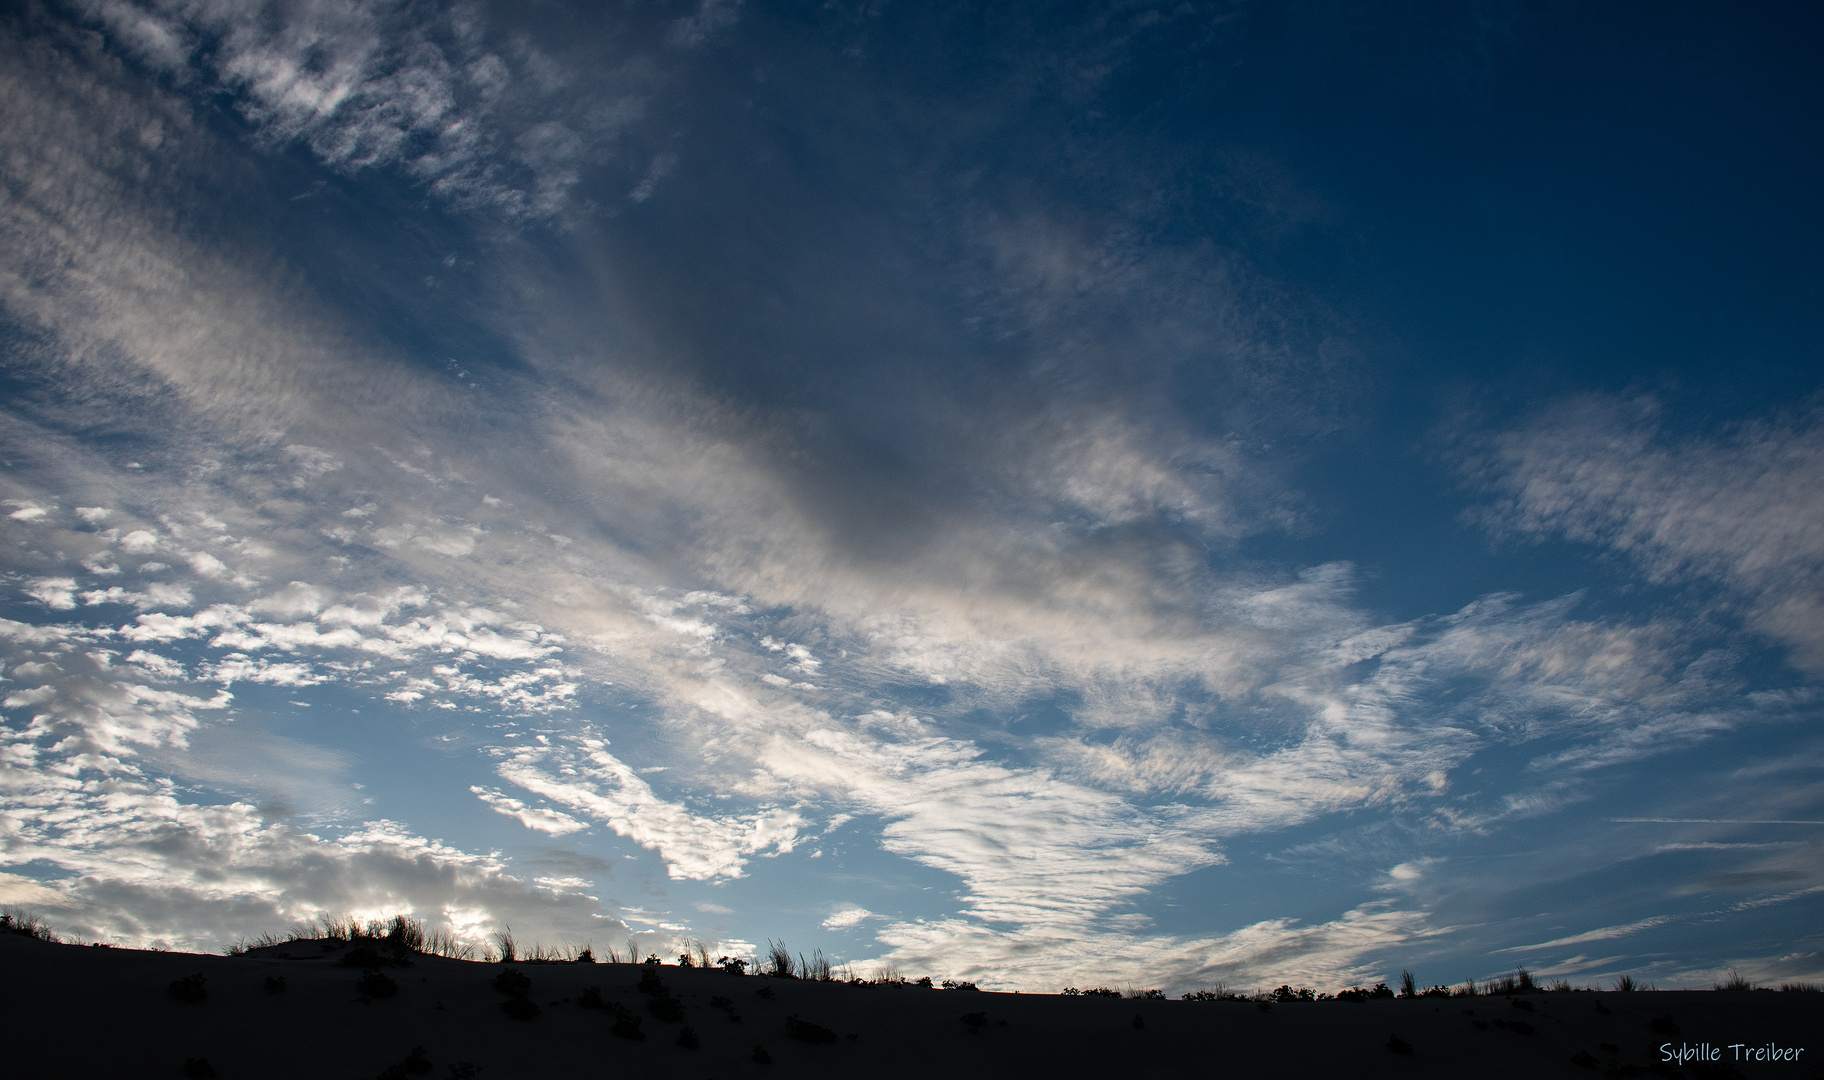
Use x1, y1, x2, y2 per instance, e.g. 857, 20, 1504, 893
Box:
648, 994, 684, 1023
0, 908, 58, 942
1780, 982, 1820, 992
677, 1025, 700, 1049
1399, 971, 1417, 998
1061, 986, 1121, 998
1594, 1001, 1612, 1015
1182, 986, 1245, 1001
264, 975, 287, 993
574, 947, 594, 964
366, 1046, 433, 1079
1387, 1034, 1414, 1056
1131, 1014, 1145, 1030
492, 968, 531, 997
579, 986, 604, 1010
752, 1044, 772, 1064
342, 945, 412, 969
447, 1064, 479, 1080
1614, 975, 1637, 992
784, 1014, 838, 1044
638, 966, 666, 994
1129, 988, 1165, 1000
678, 953, 695, 967
941, 978, 979, 991
960, 1011, 988, 1033
756, 986, 775, 1000
609, 1003, 645, 1040
1271, 985, 1315, 1003
1511, 998, 1534, 1012
1420, 985, 1451, 998
1649, 1015, 1681, 1037
501, 997, 539, 1020
182, 1057, 217, 1078
1571, 1050, 1599, 1069
765, 940, 796, 978
1493, 1019, 1535, 1035
168, 973, 208, 1002
1715, 970, 1752, 991
718, 956, 749, 975
357, 971, 399, 998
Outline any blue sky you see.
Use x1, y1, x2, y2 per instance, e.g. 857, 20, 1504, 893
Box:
2, 0, 1821, 993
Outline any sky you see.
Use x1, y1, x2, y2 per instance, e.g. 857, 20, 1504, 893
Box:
2, 0, 1821, 994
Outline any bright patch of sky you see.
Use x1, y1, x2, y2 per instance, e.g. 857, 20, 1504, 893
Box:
2, 1, 1821, 991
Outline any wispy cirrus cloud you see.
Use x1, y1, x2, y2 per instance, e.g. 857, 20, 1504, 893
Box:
1465, 395, 1824, 670
69, 0, 669, 218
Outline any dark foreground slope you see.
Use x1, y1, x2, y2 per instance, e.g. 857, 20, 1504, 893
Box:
2, 935, 1817, 1079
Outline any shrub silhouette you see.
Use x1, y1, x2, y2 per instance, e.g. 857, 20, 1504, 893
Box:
1181, 987, 1245, 1002
168, 973, 208, 1002
342, 945, 412, 969
1131, 1014, 1146, 1030
1270, 985, 1315, 1003
718, 956, 749, 975
1715, 970, 1752, 991
1387, 1034, 1414, 1056
578, 986, 604, 1010
942, 979, 979, 991
264, 975, 287, 993
500, 997, 540, 1020
447, 1064, 479, 1080
784, 1015, 838, 1044
609, 1003, 646, 1040
1420, 985, 1452, 998
678, 953, 695, 967
492, 968, 531, 997
1399, 971, 1417, 998
182, 1057, 217, 1078
677, 1025, 700, 1049
1650, 1015, 1681, 1037
1061, 986, 1121, 998
960, 1011, 988, 1033
0, 909, 57, 942
574, 947, 594, 964
367, 1046, 433, 1079
757, 986, 775, 1000
752, 1044, 772, 1064
1615, 975, 1637, 992
647, 993, 684, 1023
1130, 988, 1165, 1000
1493, 1019, 1535, 1035
357, 971, 399, 998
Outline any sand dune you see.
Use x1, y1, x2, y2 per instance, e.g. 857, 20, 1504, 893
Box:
2, 934, 1817, 1078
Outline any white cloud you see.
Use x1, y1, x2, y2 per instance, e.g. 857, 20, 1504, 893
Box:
24, 578, 78, 610
72, 0, 658, 220
821, 906, 874, 929
471, 786, 587, 836
1469, 397, 1824, 669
